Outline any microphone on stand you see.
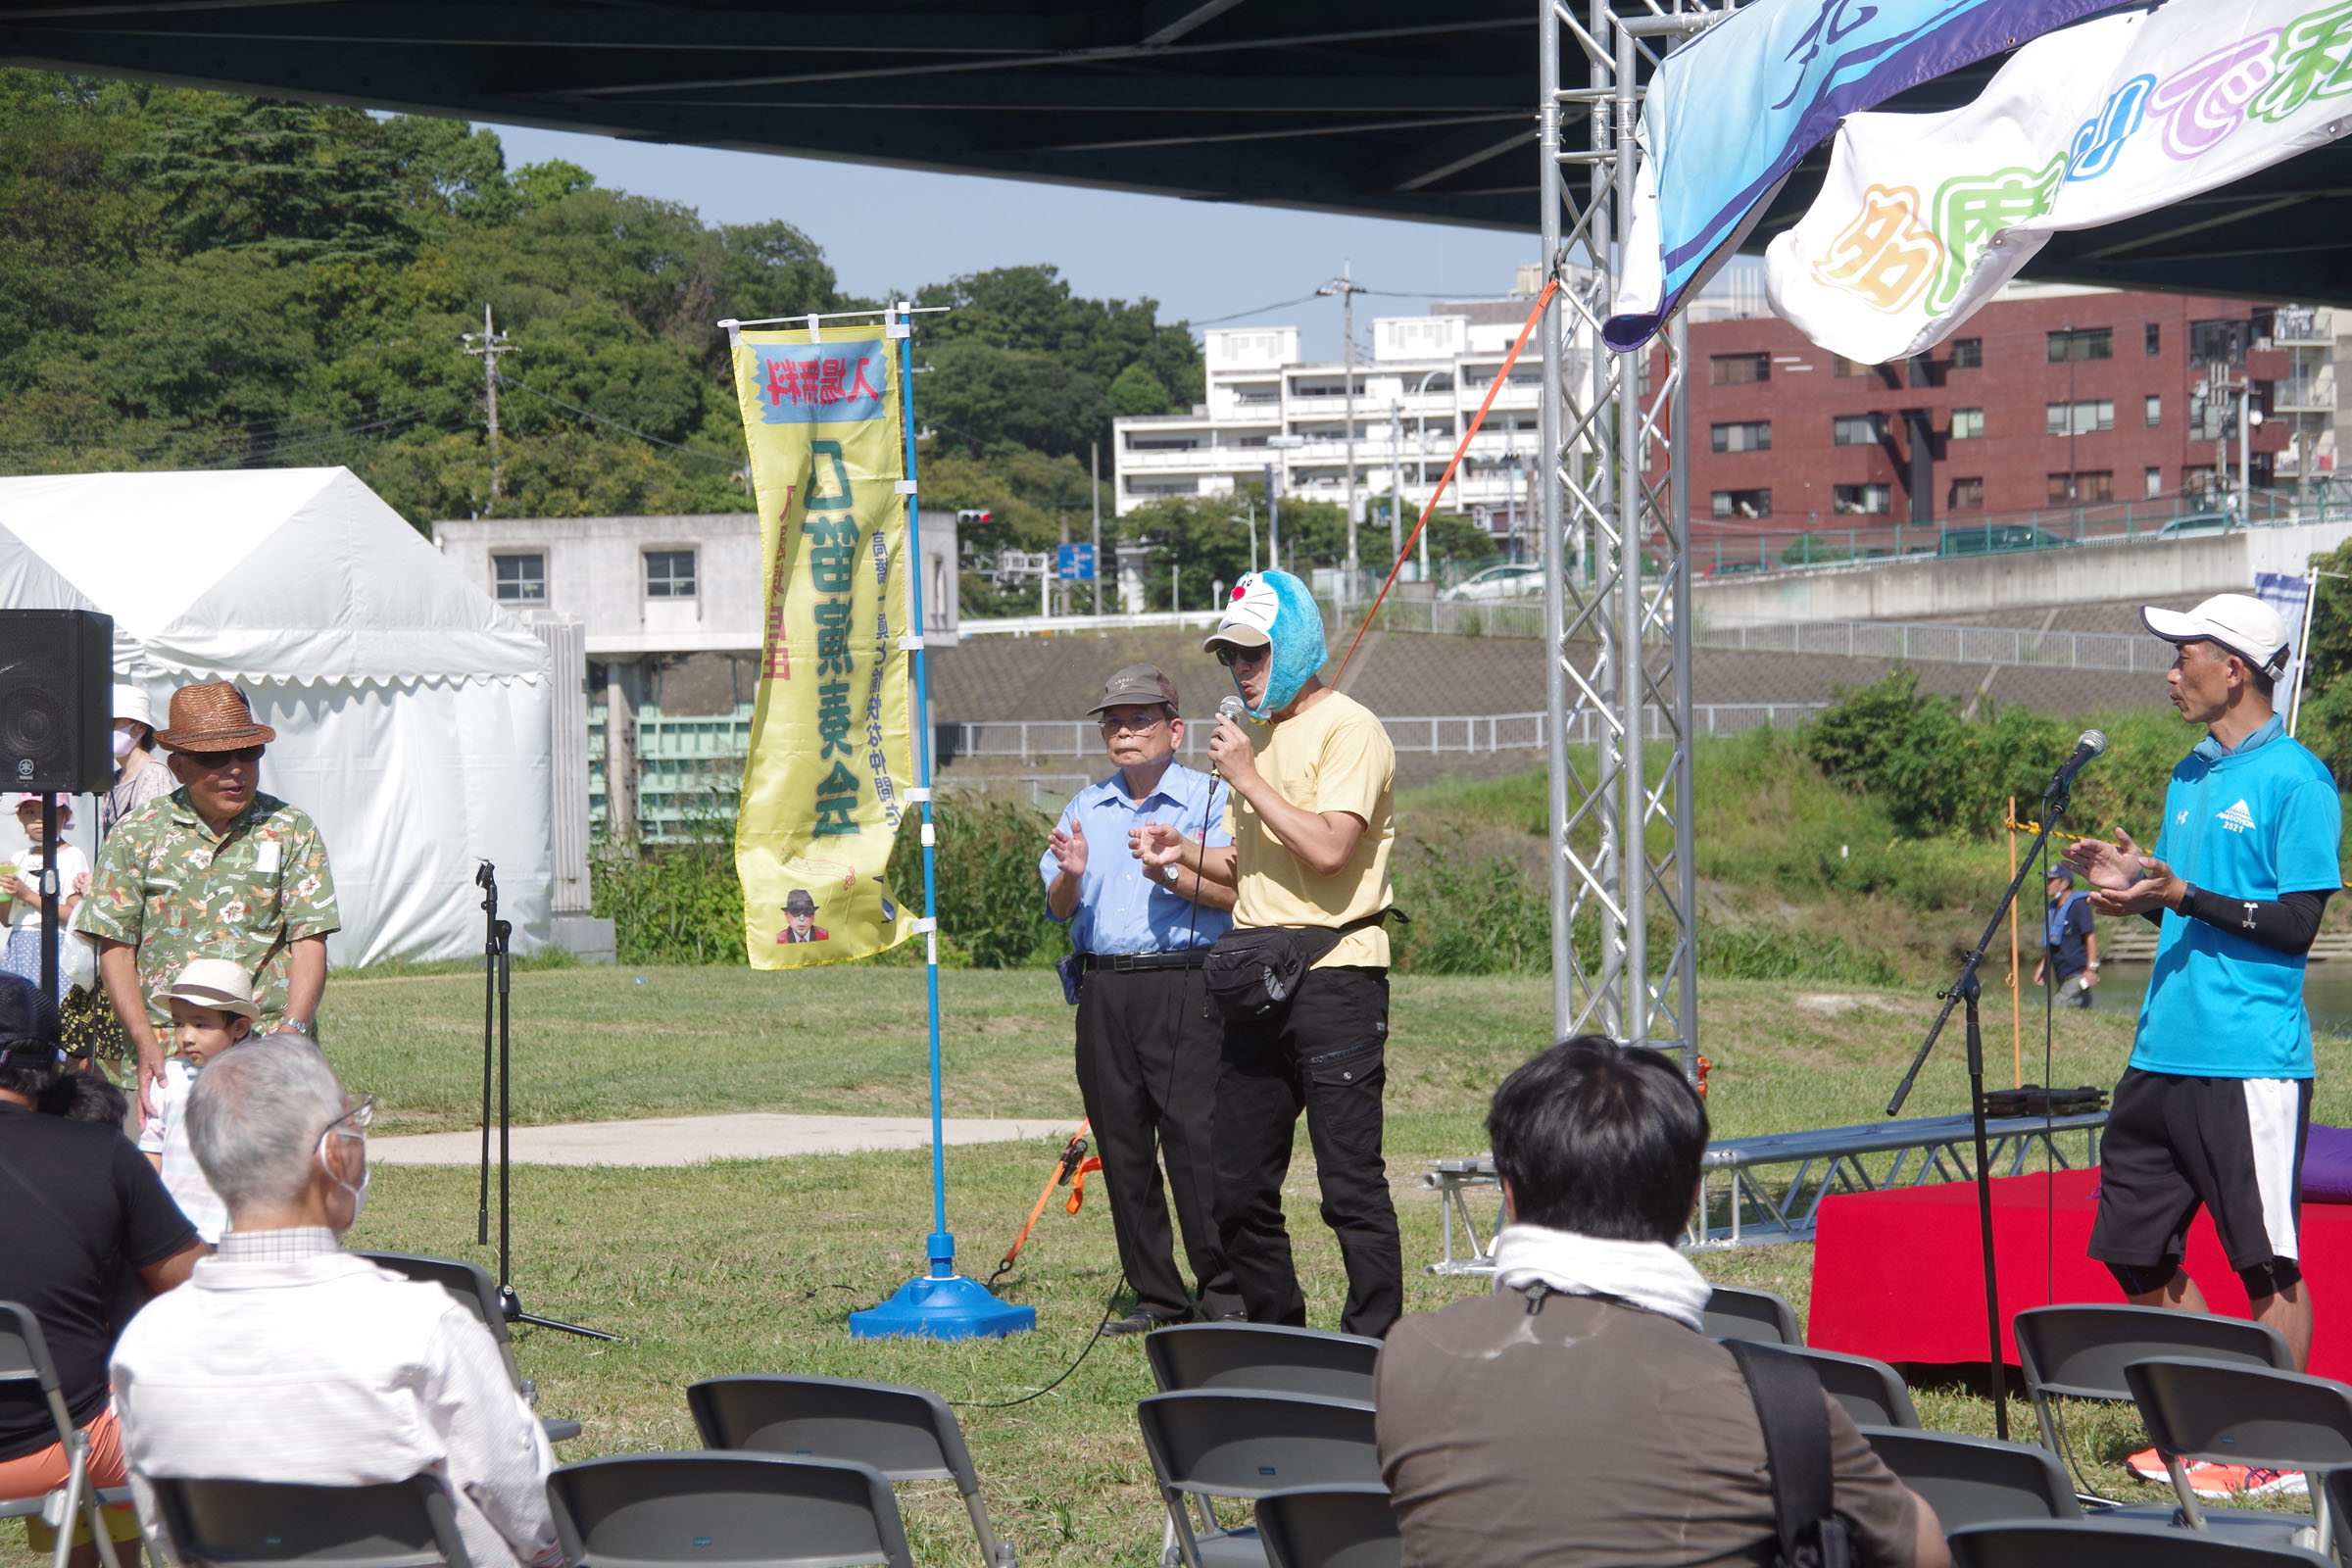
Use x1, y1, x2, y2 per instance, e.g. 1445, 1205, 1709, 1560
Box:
2044, 728, 2107, 802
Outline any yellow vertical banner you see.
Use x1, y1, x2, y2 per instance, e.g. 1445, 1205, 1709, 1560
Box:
728, 325, 916, 967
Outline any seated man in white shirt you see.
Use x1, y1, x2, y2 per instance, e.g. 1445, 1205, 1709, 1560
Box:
110, 1037, 562, 1568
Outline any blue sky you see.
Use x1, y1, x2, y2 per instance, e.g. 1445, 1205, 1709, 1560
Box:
484, 122, 1542, 363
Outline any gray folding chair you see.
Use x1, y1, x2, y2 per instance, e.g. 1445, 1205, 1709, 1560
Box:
1859, 1426, 2081, 1531
1136, 1391, 1383, 1568
2014, 1305, 2293, 1456
356, 1252, 580, 1444
1704, 1286, 1804, 1347
2125, 1357, 2352, 1552
1145, 1324, 1382, 1403
1947, 1519, 2333, 1568
1253, 1484, 1399, 1568
686, 1374, 1010, 1567
550, 1451, 911, 1568
0, 1300, 126, 1568
147, 1475, 469, 1568
1763, 1344, 1920, 1430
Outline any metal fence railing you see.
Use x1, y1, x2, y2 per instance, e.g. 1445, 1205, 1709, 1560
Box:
1690, 618, 2174, 671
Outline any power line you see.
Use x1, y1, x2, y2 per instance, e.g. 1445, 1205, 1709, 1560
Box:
490, 374, 741, 466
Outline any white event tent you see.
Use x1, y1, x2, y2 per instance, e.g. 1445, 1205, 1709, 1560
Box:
0, 467, 554, 965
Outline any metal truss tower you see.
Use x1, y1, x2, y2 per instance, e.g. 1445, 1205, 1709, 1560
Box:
1538, 0, 1726, 1066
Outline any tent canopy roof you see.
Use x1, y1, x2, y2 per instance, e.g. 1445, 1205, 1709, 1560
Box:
0, 468, 549, 688
1, 1, 2344, 305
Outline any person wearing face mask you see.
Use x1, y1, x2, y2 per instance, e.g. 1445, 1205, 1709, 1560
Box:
110, 1038, 564, 1568
100, 687, 174, 843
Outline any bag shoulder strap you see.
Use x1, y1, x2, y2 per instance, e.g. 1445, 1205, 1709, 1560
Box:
1727, 1340, 1837, 1566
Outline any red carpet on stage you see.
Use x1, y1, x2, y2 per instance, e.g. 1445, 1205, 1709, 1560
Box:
1809, 1169, 2352, 1379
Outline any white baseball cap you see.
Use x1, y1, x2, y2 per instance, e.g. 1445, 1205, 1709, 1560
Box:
1202, 572, 1278, 652
2141, 593, 2292, 680
113, 685, 154, 727
161, 958, 261, 1020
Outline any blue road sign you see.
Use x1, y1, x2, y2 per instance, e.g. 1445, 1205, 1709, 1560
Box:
1057, 543, 1096, 581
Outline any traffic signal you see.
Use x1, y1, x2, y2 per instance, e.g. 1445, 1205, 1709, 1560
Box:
956, 509, 993, 526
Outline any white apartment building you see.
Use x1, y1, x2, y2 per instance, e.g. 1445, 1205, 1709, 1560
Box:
1112, 270, 1588, 545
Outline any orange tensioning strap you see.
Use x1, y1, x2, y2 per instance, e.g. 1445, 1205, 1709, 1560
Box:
1333, 274, 1562, 683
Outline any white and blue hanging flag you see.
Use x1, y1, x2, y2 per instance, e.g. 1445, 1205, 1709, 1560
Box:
1603, 0, 2118, 351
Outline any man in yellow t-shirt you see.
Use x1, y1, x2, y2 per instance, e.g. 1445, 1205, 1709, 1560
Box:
1135, 570, 1401, 1337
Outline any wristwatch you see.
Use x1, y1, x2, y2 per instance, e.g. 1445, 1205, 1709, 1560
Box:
277, 1018, 315, 1039
1163, 863, 1183, 884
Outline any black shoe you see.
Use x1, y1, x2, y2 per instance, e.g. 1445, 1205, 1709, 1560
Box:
1100, 1310, 1159, 1336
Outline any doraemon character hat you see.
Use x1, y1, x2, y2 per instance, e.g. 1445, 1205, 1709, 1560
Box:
1203, 574, 1279, 653
1205, 570, 1329, 719
2141, 593, 2292, 680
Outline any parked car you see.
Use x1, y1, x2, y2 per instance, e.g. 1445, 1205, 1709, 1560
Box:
1935, 523, 2069, 557
1705, 560, 1775, 577
1441, 563, 1545, 601
2152, 511, 2235, 539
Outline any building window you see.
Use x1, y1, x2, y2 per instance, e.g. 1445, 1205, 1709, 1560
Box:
2047, 326, 2113, 362
2047, 470, 2115, 504
493, 554, 545, 603
1947, 477, 1984, 510
1833, 483, 1890, 514
2145, 466, 2164, 499
645, 549, 697, 599
1950, 408, 1984, 440
1712, 488, 1772, 518
1711, 420, 1771, 453
2188, 319, 2250, 368
2145, 394, 2162, 427
1709, 353, 1769, 386
1832, 355, 1881, 377
2145, 322, 2161, 357
1832, 414, 1888, 446
1949, 338, 1983, 369
2045, 399, 2115, 435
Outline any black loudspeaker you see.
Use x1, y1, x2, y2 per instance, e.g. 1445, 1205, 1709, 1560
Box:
0, 611, 114, 795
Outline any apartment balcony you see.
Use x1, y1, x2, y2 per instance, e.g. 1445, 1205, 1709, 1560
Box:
2275, 367, 2336, 413
2272, 307, 2335, 346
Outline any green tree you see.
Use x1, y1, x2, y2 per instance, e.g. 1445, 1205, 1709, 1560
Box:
1107, 362, 1174, 417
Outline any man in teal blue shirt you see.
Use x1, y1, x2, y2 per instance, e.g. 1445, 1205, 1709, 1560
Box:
2067, 594, 2341, 1407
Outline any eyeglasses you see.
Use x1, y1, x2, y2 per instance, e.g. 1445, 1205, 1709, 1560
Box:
318, 1094, 375, 1151
1213, 644, 1269, 668
1098, 711, 1168, 735
181, 747, 263, 772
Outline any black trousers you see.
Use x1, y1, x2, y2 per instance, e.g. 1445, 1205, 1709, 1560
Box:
1074, 965, 1240, 1322
1213, 964, 1402, 1339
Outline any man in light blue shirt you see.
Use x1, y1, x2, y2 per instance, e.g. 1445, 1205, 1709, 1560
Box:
1040, 664, 1239, 1334
2068, 594, 2341, 1401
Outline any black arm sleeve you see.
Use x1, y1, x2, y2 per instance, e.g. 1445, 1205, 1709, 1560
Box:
2178, 886, 2333, 955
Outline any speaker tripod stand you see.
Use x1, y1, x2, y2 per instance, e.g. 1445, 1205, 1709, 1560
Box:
474, 861, 614, 1341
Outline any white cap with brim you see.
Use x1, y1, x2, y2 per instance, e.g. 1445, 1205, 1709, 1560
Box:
1203, 572, 1279, 652
161, 957, 262, 1020
113, 685, 153, 728
2141, 593, 2292, 680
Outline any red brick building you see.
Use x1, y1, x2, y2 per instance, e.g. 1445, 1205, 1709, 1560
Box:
1658, 285, 2289, 570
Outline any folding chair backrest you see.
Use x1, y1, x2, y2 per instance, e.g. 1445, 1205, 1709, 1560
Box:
550, 1451, 911, 1568
686, 1375, 969, 1487
1252, 1485, 1399, 1568
2013, 1306, 2291, 1403
1145, 1324, 1382, 1403
0, 1301, 60, 1396
1775, 1345, 1920, 1430
355, 1253, 522, 1395
149, 1475, 469, 1568
1137, 1391, 1382, 1502
1703, 1287, 1804, 1348
1947, 1520, 2333, 1568
2124, 1357, 2352, 1475
1858, 1427, 2081, 1531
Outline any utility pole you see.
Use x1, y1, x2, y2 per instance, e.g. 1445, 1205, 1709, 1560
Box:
1389, 398, 1404, 573
461, 304, 515, 514
1090, 441, 1103, 615
1318, 262, 1367, 592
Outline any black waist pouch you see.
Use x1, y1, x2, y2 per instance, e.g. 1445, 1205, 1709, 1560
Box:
1202, 910, 1395, 1021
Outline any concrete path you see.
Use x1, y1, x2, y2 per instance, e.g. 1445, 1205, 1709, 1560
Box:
371, 1113, 1080, 1168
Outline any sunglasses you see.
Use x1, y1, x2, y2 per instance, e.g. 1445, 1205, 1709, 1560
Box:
181, 747, 263, 772
1213, 644, 1270, 668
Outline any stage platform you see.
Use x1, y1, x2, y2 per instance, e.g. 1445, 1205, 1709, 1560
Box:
1423, 1108, 2107, 1272
1810, 1167, 2352, 1380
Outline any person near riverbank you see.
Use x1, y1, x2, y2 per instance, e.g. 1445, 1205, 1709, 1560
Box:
2064, 594, 2340, 1427
1040, 663, 1240, 1334
2031, 867, 2099, 1007
1135, 570, 1403, 1338
75, 683, 338, 1119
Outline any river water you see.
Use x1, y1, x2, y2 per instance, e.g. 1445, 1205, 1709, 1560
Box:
2086, 961, 2352, 1040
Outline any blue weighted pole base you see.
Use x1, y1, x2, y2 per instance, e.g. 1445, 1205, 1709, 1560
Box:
848, 1232, 1035, 1340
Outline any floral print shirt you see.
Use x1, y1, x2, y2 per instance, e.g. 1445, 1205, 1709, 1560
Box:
74, 789, 339, 1027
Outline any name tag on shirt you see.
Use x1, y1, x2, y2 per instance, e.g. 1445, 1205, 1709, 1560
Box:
254, 841, 282, 874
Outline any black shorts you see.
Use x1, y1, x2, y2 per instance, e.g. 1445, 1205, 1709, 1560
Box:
2088, 1067, 2312, 1273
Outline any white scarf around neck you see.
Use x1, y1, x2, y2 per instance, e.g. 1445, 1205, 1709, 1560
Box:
1490, 1222, 1712, 1331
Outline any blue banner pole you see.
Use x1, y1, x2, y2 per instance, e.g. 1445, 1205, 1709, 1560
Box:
849, 304, 1034, 1341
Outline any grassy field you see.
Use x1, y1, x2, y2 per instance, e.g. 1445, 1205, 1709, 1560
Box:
19, 965, 2329, 1567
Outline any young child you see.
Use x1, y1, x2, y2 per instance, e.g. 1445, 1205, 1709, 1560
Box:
136, 958, 257, 1242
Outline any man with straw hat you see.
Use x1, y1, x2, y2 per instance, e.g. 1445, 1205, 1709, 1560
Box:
75, 683, 338, 1117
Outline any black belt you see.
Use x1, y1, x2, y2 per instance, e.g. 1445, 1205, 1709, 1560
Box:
1081, 951, 1209, 972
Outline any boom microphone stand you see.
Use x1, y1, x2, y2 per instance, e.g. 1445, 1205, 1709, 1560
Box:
474, 861, 614, 1341
1885, 743, 2097, 1442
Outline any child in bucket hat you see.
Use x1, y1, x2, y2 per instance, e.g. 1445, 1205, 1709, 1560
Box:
135, 958, 260, 1243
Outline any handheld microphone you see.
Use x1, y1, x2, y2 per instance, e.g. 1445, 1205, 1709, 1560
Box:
1210, 696, 1246, 780
2044, 728, 2107, 801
